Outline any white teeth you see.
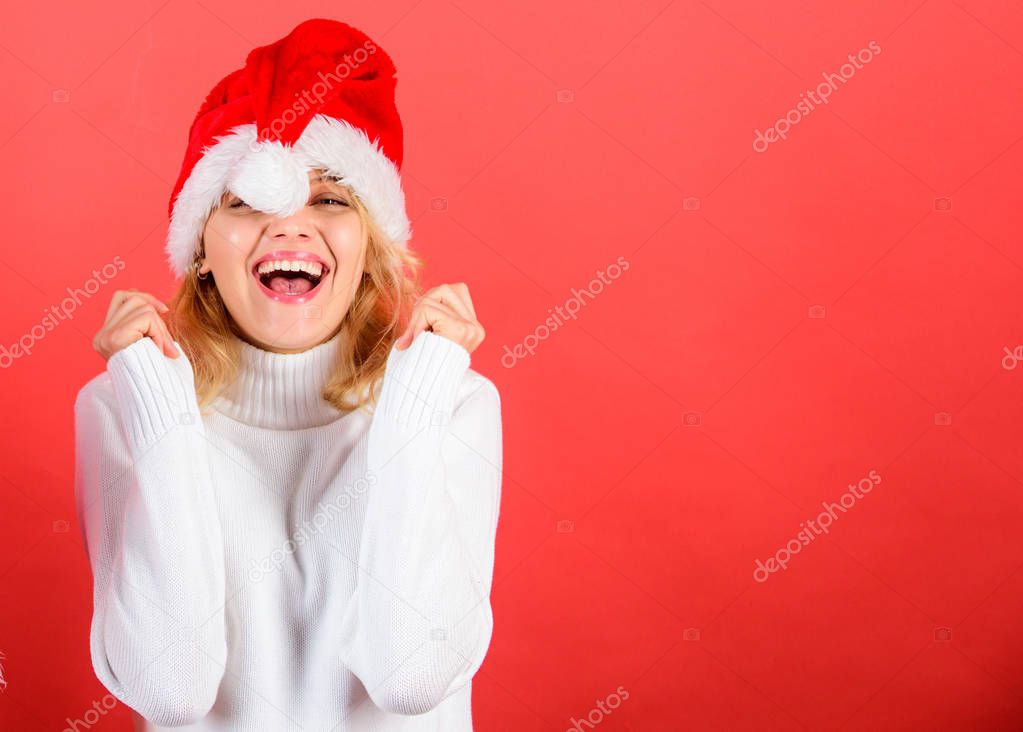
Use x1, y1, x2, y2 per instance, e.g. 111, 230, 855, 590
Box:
256, 260, 325, 277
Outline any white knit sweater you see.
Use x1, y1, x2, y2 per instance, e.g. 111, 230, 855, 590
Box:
73, 329, 503, 731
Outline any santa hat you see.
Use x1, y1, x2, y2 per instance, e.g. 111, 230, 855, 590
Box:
165, 18, 411, 279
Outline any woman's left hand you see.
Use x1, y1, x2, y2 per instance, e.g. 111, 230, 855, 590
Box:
394, 282, 486, 354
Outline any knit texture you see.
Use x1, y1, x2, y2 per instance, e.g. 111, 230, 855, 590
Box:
73, 330, 502, 730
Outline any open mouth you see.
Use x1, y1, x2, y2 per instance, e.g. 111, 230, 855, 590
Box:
251, 251, 331, 304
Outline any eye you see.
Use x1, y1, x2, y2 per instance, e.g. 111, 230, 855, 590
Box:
316, 197, 349, 207
228, 198, 250, 209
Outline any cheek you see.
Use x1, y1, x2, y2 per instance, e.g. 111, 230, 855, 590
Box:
325, 219, 366, 269
207, 210, 260, 243
205, 216, 261, 270
209, 246, 248, 277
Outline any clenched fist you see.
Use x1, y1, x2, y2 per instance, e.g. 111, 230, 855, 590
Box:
394, 282, 485, 354
92, 289, 180, 361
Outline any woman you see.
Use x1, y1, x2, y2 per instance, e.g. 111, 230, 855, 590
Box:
73, 18, 502, 731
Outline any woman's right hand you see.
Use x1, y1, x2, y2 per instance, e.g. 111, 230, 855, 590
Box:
93, 289, 180, 361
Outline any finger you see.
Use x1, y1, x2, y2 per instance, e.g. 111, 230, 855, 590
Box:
110, 290, 169, 319
105, 290, 144, 323
398, 299, 461, 350
396, 295, 427, 349
104, 289, 152, 322
139, 291, 171, 314
155, 311, 180, 358
449, 282, 477, 320
421, 295, 486, 350
116, 304, 169, 355
114, 304, 178, 358
104, 290, 127, 322
396, 303, 431, 350
149, 309, 179, 357
405, 296, 458, 337
107, 290, 169, 324
423, 284, 474, 323
395, 307, 425, 350
417, 294, 463, 325
423, 284, 485, 351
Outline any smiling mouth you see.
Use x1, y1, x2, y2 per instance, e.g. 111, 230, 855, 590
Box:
251, 251, 331, 305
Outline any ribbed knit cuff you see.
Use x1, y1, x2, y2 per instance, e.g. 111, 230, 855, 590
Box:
375, 331, 471, 431
106, 336, 202, 451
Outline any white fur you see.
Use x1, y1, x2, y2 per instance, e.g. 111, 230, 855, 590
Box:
228, 138, 311, 217
166, 115, 412, 278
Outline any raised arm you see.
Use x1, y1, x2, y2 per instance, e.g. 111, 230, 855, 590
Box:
338, 330, 503, 715
74, 336, 227, 726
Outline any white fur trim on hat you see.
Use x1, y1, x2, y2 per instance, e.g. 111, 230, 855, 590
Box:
166, 114, 411, 278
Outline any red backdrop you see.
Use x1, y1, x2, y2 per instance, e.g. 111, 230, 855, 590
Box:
2, 1, 1023, 729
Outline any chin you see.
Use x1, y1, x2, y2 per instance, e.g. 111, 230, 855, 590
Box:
243, 320, 343, 353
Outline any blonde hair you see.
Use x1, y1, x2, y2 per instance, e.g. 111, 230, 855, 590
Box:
166, 171, 424, 418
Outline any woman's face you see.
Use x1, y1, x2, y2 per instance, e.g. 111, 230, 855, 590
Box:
199, 170, 367, 353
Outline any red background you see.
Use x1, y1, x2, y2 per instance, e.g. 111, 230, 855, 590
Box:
2, 1, 1023, 730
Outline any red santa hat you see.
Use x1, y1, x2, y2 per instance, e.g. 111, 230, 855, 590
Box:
166, 17, 410, 278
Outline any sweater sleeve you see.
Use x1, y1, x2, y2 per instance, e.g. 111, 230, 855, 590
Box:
73, 336, 228, 726
338, 330, 503, 716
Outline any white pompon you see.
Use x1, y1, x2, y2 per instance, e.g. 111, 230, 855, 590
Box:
165, 115, 411, 279
227, 141, 310, 217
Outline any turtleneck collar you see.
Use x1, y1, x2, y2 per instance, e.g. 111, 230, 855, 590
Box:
212, 329, 347, 430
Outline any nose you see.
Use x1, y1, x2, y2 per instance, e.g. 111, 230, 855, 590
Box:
265, 209, 315, 243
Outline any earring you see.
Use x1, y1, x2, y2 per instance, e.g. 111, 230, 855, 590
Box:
194, 258, 209, 281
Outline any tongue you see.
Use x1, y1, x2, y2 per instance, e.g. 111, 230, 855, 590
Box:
267, 275, 314, 295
